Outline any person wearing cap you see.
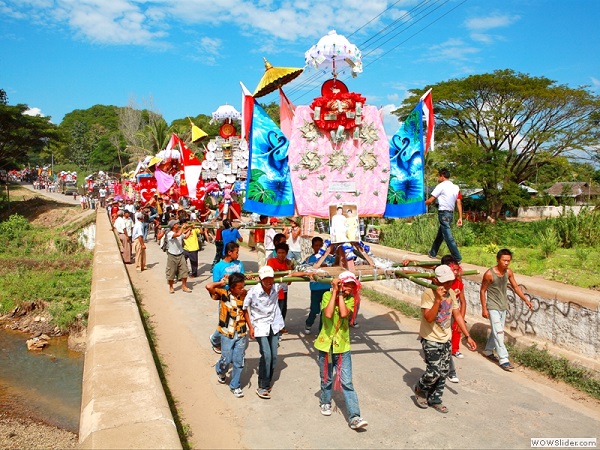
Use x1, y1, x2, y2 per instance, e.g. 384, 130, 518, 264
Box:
286, 216, 302, 263
315, 271, 368, 430
413, 264, 476, 413
165, 220, 193, 294
480, 248, 533, 371
243, 265, 284, 399
206, 272, 248, 398
132, 212, 146, 271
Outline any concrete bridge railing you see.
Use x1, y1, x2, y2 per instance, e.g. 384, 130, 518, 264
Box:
79, 210, 181, 449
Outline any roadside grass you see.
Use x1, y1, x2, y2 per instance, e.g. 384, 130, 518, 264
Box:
380, 212, 600, 290
363, 287, 600, 400
0, 211, 92, 331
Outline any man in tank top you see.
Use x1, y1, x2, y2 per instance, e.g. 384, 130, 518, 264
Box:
480, 248, 533, 371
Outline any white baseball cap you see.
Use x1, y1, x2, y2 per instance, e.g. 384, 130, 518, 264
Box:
434, 265, 455, 283
258, 266, 275, 280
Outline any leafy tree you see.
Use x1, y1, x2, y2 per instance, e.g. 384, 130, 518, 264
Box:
0, 91, 60, 169
60, 105, 122, 172
394, 69, 600, 218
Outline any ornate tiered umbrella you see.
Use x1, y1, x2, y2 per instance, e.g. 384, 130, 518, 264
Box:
304, 29, 363, 79
253, 58, 304, 98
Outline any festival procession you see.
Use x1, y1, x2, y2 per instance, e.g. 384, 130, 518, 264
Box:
81, 29, 545, 432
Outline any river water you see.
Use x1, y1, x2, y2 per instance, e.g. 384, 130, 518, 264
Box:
0, 328, 83, 433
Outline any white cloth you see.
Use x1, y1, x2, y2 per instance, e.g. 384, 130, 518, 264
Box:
265, 228, 277, 251
124, 217, 134, 236
288, 231, 301, 253
243, 283, 285, 337
114, 217, 126, 234
131, 221, 144, 241
431, 180, 460, 212
166, 231, 184, 255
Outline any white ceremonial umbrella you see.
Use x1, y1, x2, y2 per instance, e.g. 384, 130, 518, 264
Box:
304, 30, 363, 79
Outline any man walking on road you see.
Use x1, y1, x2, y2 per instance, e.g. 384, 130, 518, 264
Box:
480, 248, 533, 371
413, 265, 476, 413
244, 266, 284, 400
165, 220, 192, 294
132, 212, 146, 271
425, 168, 463, 263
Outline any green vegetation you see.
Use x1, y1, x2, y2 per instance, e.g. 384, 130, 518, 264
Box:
0, 212, 92, 330
508, 344, 600, 400
379, 209, 600, 289
394, 69, 600, 219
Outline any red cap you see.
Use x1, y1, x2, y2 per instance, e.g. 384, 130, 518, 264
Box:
269, 217, 279, 224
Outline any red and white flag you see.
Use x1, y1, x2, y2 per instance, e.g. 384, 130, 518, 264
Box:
240, 81, 254, 142
420, 88, 435, 153
279, 87, 296, 139
177, 135, 203, 199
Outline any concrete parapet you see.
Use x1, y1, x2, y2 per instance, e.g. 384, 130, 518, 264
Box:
367, 245, 600, 369
79, 210, 181, 449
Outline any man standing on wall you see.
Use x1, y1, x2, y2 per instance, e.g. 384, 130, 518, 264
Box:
480, 248, 533, 371
425, 168, 463, 263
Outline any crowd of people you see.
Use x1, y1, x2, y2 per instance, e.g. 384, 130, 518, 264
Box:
101, 193, 532, 430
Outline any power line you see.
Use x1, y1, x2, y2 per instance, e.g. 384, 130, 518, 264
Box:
287, 0, 469, 104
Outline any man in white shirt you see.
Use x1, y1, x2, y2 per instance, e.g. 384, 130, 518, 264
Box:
425, 168, 463, 263
132, 212, 146, 271
165, 220, 192, 294
114, 210, 131, 264
98, 187, 107, 208
243, 266, 284, 400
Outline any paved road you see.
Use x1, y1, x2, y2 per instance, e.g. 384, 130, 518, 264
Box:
126, 229, 599, 449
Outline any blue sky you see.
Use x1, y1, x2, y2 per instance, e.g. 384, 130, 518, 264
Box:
1, 0, 599, 137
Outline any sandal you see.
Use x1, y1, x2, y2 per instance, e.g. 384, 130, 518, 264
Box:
430, 403, 449, 414
412, 384, 429, 409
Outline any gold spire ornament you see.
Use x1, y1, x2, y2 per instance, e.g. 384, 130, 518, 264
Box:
252, 58, 304, 98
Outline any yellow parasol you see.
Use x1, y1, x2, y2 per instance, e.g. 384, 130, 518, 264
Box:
253, 58, 304, 98
188, 117, 208, 142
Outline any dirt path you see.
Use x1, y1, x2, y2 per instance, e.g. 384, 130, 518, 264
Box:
128, 231, 599, 449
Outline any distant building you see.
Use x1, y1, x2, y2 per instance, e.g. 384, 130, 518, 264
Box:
546, 182, 600, 204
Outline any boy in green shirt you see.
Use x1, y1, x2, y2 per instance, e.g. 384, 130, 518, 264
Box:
315, 271, 368, 430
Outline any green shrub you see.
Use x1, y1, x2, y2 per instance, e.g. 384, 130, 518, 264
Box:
539, 228, 559, 258
0, 214, 31, 240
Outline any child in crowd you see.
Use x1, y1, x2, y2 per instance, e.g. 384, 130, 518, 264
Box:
315, 271, 368, 430
206, 272, 248, 398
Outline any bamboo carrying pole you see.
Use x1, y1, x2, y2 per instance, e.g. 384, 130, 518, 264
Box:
243, 269, 479, 290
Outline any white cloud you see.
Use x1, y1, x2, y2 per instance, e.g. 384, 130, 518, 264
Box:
381, 103, 401, 138
422, 38, 480, 63
23, 107, 45, 116
464, 14, 519, 45
3, 0, 390, 46
464, 14, 519, 31
591, 77, 600, 90
192, 36, 223, 65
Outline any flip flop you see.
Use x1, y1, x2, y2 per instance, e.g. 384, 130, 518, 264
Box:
412, 384, 429, 409
430, 403, 449, 414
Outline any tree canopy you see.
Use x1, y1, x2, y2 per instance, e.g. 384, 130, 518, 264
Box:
0, 89, 60, 170
394, 69, 600, 216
